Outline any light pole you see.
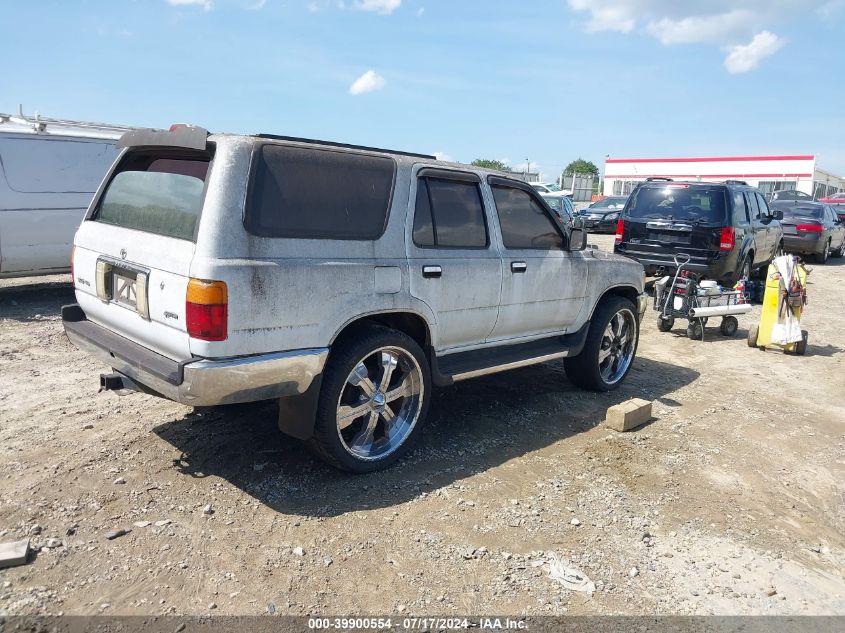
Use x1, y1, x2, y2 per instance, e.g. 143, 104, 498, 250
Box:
526, 158, 530, 181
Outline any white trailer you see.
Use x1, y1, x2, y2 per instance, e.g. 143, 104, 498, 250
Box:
0, 111, 132, 278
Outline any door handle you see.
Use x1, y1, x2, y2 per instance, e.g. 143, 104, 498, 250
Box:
511, 261, 527, 273
422, 265, 442, 278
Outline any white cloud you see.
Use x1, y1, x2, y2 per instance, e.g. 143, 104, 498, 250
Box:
567, 1, 820, 72
349, 69, 386, 95
568, 0, 638, 32
352, 0, 401, 14
417, 7, 424, 17
433, 151, 454, 162
724, 30, 784, 74
247, 0, 267, 9
166, 0, 213, 10
647, 9, 754, 45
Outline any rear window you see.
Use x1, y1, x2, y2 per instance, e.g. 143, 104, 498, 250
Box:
94, 153, 210, 241
591, 197, 626, 209
245, 144, 395, 240
782, 205, 823, 219
627, 185, 727, 224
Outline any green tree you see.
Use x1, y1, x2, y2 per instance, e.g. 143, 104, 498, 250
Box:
471, 158, 510, 172
563, 158, 599, 176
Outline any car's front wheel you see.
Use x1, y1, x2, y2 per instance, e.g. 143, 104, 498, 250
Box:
565, 296, 639, 392
309, 325, 430, 473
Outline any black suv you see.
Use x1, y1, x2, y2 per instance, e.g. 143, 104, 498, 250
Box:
614, 179, 784, 283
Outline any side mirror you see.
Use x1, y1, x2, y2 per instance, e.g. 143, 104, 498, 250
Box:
569, 217, 588, 251
773, 210, 783, 220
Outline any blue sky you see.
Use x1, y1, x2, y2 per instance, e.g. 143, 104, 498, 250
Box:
2, 0, 844, 177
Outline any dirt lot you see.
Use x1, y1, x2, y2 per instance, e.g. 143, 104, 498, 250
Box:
1, 234, 843, 617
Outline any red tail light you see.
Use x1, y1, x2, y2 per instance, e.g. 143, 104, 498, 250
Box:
719, 226, 735, 251
796, 223, 823, 233
186, 279, 228, 341
614, 218, 624, 244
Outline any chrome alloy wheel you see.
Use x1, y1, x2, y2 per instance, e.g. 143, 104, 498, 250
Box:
335, 346, 424, 461
598, 308, 636, 385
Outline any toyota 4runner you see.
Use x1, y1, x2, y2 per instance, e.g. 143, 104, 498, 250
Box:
63, 126, 647, 472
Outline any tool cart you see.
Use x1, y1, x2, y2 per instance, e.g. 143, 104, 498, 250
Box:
654, 254, 753, 340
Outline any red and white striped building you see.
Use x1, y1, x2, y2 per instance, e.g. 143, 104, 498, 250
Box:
603, 155, 845, 200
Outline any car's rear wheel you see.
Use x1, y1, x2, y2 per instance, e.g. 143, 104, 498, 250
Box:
815, 240, 830, 264
734, 256, 752, 285
308, 326, 430, 473
565, 296, 638, 392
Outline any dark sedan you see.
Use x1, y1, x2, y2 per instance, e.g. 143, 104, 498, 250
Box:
773, 200, 845, 263
579, 196, 628, 233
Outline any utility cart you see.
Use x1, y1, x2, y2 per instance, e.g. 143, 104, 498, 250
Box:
654, 254, 753, 340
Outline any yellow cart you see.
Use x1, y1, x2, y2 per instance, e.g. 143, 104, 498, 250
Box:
747, 258, 809, 355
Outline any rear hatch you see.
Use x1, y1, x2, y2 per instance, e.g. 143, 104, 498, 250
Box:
618, 184, 728, 265
72, 148, 213, 361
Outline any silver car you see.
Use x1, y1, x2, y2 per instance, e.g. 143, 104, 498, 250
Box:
63, 126, 647, 472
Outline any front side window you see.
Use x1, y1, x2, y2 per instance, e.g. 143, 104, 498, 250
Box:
745, 192, 761, 220
412, 177, 488, 248
756, 193, 771, 217
94, 153, 210, 241
491, 185, 564, 250
246, 144, 395, 240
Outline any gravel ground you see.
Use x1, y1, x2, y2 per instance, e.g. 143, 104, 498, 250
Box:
0, 235, 843, 616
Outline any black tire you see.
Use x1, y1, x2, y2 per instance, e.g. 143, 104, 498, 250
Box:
734, 256, 752, 285
308, 325, 431, 473
686, 320, 703, 340
720, 316, 739, 337
815, 241, 830, 264
564, 296, 639, 392
747, 324, 759, 348
657, 315, 674, 332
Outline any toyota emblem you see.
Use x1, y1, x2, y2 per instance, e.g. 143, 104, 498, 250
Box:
120, 248, 127, 259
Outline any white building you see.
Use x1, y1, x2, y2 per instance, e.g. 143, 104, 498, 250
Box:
603, 154, 845, 200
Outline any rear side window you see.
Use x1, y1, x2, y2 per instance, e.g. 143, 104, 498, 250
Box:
626, 185, 728, 224
732, 192, 749, 224
491, 185, 563, 250
745, 192, 761, 220
94, 152, 210, 241
246, 145, 395, 240
413, 177, 488, 248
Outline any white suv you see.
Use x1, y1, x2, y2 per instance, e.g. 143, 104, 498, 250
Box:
63, 126, 647, 472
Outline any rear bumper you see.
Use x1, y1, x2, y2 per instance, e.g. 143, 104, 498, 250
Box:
783, 234, 823, 255
62, 304, 328, 406
615, 246, 737, 282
